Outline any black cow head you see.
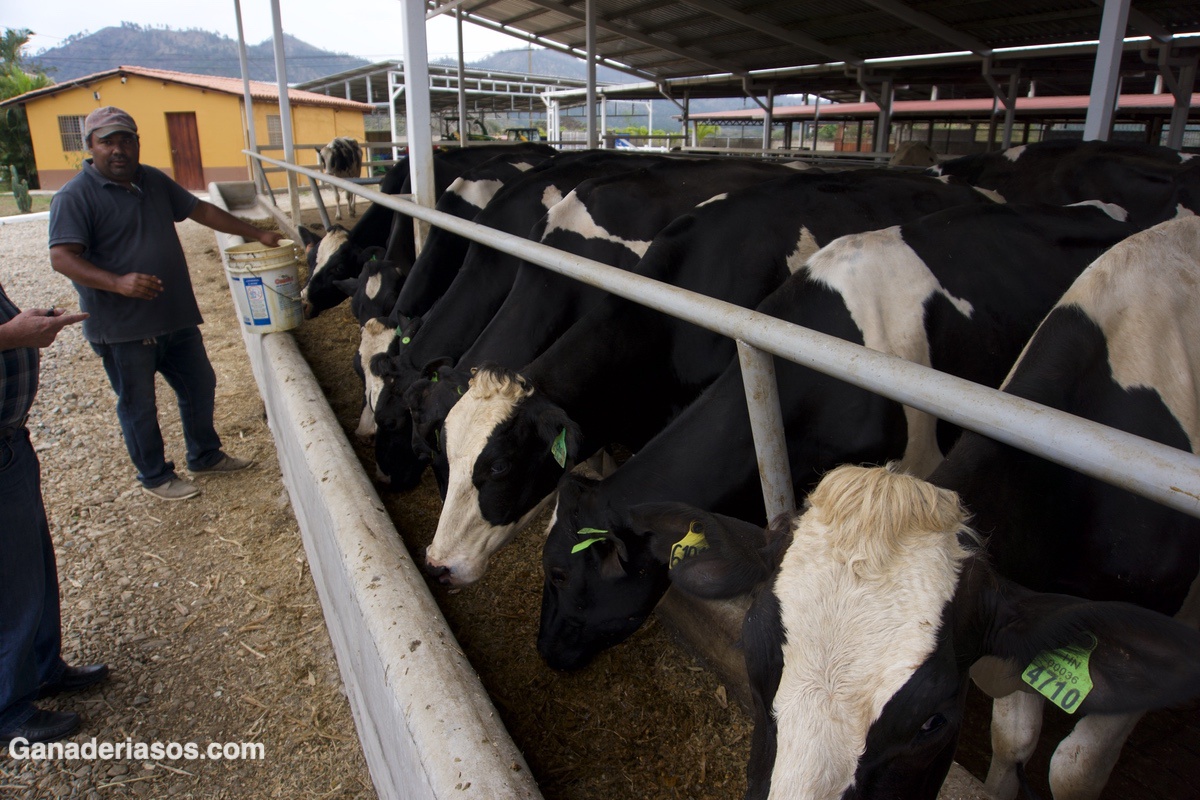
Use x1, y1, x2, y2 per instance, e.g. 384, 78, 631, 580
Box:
298, 224, 358, 319
370, 317, 428, 491
402, 358, 469, 498
536, 474, 671, 671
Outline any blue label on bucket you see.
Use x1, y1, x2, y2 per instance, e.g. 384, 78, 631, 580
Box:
242, 277, 271, 325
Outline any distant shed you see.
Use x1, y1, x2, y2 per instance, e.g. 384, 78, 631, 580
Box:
1, 65, 372, 190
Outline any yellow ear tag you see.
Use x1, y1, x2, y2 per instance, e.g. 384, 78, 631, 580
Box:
669, 521, 709, 569
1021, 633, 1097, 714
551, 427, 568, 468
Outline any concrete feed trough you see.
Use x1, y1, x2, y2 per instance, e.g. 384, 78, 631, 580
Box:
208, 180, 992, 800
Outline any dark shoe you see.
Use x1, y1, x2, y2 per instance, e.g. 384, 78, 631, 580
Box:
191, 454, 253, 474
0, 708, 80, 746
37, 663, 110, 699
141, 478, 200, 501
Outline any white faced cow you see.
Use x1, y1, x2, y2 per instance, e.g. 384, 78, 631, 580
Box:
315, 137, 363, 221
632, 215, 1200, 800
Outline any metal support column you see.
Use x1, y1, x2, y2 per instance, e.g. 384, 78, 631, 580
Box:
456, 9, 469, 147
1157, 46, 1199, 150
268, 0, 300, 226
388, 71, 404, 162
737, 341, 795, 519
762, 87, 775, 150
1084, 0, 1132, 141
401, 0, 436, 252
232, 0, 264, 196
586, 0, 598, 149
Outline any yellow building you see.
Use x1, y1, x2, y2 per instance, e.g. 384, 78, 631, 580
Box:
1, 65, 372, 190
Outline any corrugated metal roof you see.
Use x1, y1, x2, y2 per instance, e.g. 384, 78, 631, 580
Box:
434, 0, 1200, 103
0, 65, 374, 112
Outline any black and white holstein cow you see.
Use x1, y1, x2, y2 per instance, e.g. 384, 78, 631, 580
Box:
368, 151, 667, 487
328, 247, 408, 439
420, 169, 996, 586
401, 157, 801, 528
632, 214, 1200, 800
537, 201, 1138, 672
930, 138, 1199, 228
380, 156, 796, 494
297, 143, 555, 319
315, 137, 363, 220
348, 147, 560, 444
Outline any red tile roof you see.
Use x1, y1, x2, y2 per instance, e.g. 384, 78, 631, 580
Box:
0, 65, 373, 112
692, 93, 1200, 122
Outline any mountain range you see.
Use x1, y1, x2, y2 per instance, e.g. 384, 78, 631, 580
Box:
27, 22, 370, 84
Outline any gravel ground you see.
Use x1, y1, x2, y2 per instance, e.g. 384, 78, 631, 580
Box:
0, 213, 373, 799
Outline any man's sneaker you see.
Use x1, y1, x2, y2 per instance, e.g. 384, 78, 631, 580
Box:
192, 454, 254, 474
141, 478, 201, 501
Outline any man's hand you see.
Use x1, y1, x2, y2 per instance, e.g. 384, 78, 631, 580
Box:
256, 230, 284, 248
113, 272, 164, 300
0, 308, 89, 349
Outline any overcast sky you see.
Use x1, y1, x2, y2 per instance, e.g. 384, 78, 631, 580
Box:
8, 1, 530, 63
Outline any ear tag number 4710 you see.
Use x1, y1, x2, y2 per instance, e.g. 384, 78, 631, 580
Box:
1021, 634, 1097, 714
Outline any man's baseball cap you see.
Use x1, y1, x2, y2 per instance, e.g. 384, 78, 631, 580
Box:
84, 106, 138, 142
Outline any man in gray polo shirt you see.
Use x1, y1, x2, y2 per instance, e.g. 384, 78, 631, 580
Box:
49, 106, 283, 500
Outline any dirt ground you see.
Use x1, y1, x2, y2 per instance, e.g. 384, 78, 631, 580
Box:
0, 215, 372, 799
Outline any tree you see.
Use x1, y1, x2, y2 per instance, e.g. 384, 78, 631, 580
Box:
0, 28, 53, 190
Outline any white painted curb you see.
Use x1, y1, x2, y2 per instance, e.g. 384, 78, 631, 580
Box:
209, 182, 541, 800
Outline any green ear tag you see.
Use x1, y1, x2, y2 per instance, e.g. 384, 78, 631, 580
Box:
401, 337, 411, 344
551, 427, 568, 468
430, 372, 439, 382
1021, 633, 1097, 714
434, 428, 440, 452
571, 527, 609, 554
669, 521, 709, 569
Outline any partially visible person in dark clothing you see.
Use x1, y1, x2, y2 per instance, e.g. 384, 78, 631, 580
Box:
48, 106, 283, 501
0, 285, 108, 746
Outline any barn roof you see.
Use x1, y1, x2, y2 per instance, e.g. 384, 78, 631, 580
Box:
0, 65, 374, 112
434, 0, 1200, 103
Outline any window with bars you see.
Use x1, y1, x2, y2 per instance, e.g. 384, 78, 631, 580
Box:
266, 115, 284, 147
58, 115, 86, 151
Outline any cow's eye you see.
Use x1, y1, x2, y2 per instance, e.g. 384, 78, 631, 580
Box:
549, 567, 568, 588
490, 459, 510, 476
919, 713, 946, 736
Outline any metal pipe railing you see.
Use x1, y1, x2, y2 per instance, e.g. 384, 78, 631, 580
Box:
247, 150, 1200, 519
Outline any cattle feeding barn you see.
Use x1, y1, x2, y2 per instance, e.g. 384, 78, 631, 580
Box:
215, 2, 1200, 799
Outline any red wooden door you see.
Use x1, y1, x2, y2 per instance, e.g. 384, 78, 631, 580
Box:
166, 112, 205, 190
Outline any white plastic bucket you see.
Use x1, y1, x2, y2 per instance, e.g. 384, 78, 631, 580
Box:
224, 239, 304, 334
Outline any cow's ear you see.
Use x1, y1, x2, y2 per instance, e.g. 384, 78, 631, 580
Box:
332, 277, 358, 297
629, 502, 775, 599
395, 315, 422, 345
987, 582, 1200, 717
297, 226, 322, 248
358, 246, 386, 266
420, 356, 454, 380
535, 408, 581, 469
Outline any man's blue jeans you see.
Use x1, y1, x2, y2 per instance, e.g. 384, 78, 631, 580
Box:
90, 327, 224, 488
0, 428, 66, 731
